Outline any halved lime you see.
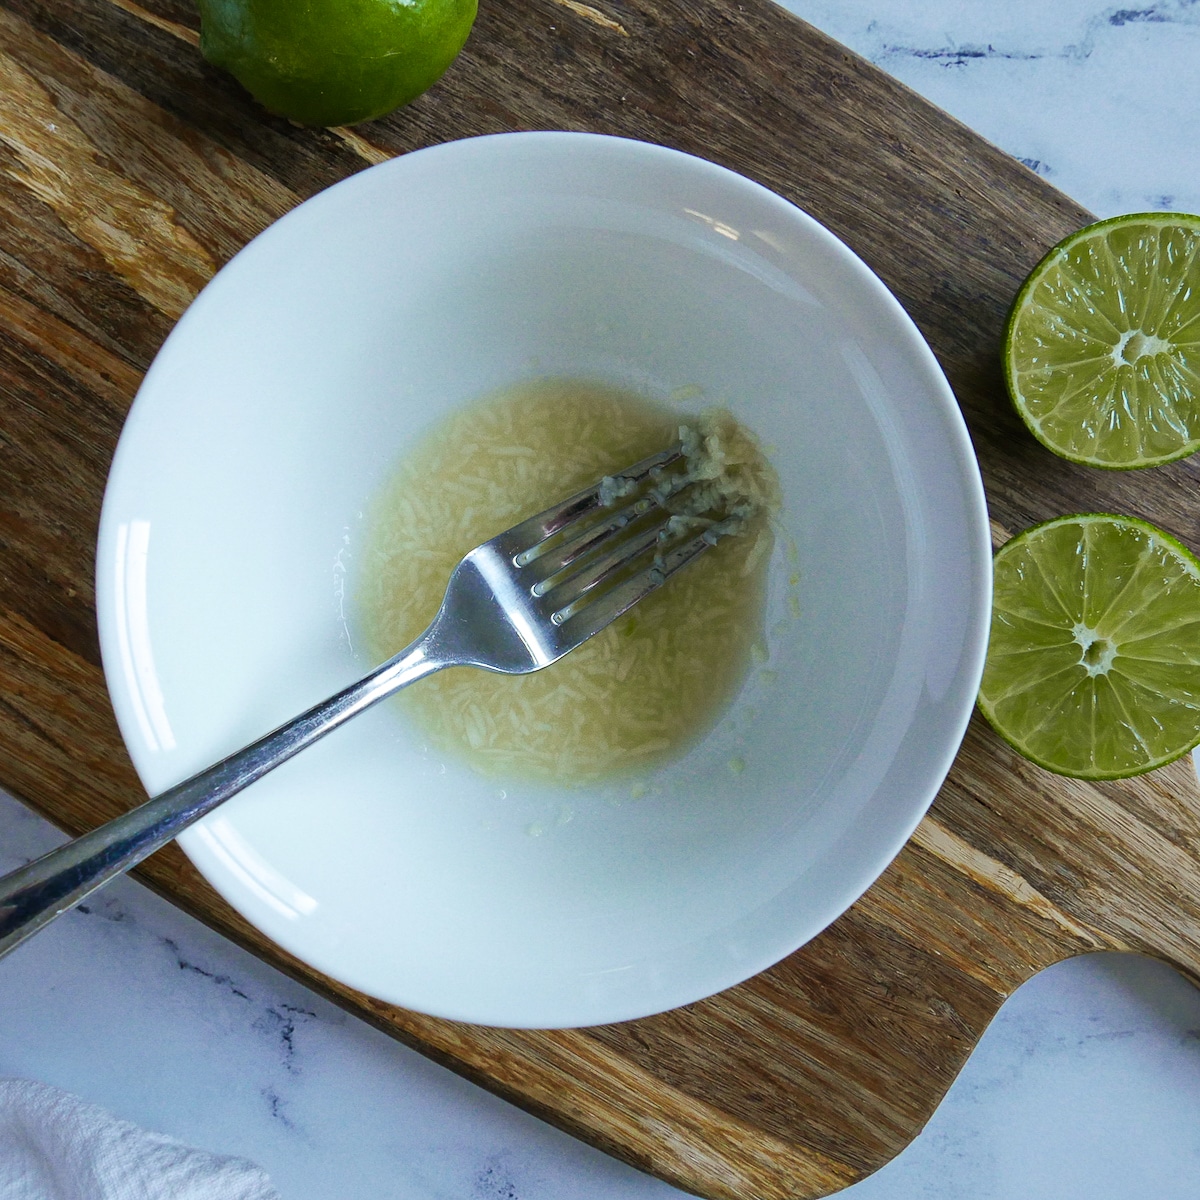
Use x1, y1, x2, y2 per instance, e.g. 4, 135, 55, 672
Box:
978, 514, 1200, 778
1004, 213, 1200, 468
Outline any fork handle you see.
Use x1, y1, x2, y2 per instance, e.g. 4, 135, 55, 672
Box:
0, 638, 443, 962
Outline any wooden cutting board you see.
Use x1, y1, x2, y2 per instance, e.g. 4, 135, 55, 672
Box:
2, 0, 1199, 1195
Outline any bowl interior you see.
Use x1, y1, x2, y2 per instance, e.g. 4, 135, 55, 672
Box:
97, 133, 990, 1027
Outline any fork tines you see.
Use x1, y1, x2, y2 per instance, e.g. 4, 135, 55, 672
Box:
499, 442, 744, 637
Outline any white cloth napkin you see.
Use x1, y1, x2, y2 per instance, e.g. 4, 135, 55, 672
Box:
0, 1080, 280, 1200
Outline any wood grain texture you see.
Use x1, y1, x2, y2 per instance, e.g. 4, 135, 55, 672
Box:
1, 1, 1199, 1196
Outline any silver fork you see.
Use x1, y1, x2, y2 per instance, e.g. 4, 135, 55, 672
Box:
0, 442, 737, 961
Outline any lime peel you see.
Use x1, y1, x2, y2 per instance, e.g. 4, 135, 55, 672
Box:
198, 0, 478, 127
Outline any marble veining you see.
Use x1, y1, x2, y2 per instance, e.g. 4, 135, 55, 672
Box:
783, 0, 1200, 217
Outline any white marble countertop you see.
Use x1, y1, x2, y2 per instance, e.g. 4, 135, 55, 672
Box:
4, 1, 1200, 1196
791, 0, 1200, 219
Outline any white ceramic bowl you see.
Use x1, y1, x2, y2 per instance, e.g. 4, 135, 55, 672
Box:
96, 133, 990, 1028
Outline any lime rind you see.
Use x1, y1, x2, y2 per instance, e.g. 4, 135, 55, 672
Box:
1004, 213, 1200, 469
977, 513, 1200, 779
198, 0, 478, 127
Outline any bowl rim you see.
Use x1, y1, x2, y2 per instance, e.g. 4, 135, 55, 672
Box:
96, 130, 993, 1027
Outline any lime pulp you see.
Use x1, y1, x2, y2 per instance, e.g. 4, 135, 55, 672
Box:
1004, 213, 1200, 469
978, 513, 1200, 778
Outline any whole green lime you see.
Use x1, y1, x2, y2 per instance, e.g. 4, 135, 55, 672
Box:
198, 0, 478, 127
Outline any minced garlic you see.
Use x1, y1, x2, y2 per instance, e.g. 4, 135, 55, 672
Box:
355, 377, 779, 784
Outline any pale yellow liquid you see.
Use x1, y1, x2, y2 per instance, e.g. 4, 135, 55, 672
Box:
356, 379, 775, 784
